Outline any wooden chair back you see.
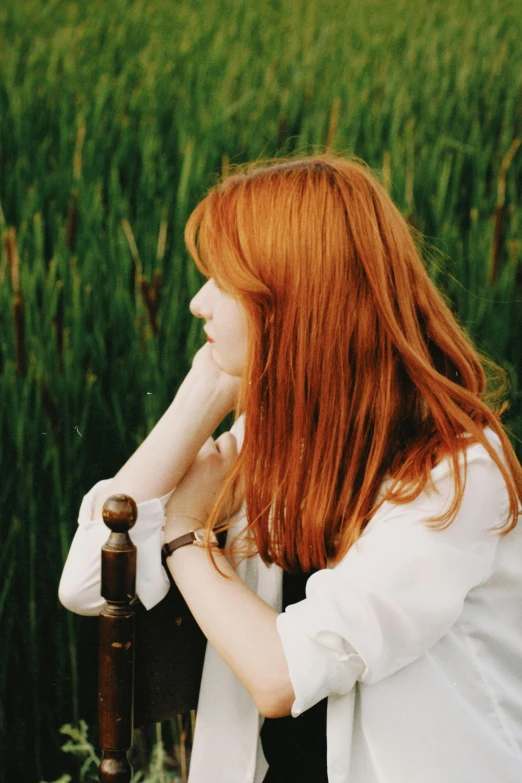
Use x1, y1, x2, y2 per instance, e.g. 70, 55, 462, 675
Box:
97, 494, 207, 782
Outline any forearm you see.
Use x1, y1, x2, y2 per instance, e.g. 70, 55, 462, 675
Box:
166, 546, 295, 718
92, 372, 231, 518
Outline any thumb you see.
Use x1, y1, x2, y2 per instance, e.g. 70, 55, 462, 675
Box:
215, 432, 238, 467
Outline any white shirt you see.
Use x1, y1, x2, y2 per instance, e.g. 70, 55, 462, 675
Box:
59, 421, 522, 783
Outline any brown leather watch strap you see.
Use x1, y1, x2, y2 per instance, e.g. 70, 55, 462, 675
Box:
162, 532, 196, 560
162, 529, 219, 563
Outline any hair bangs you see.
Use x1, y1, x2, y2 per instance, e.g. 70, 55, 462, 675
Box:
185, 184, 268, 301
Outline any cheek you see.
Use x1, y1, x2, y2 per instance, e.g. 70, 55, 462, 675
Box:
222, 303, 248, 342
233, 309, 249, 352
218, 303, 249, 373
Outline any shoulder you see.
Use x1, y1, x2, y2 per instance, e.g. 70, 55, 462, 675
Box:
429, 427, 510, 514
432, 426, 507, 481
366, 427, 511, 543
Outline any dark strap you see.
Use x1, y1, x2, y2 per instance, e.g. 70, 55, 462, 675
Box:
162, 531, 197, 560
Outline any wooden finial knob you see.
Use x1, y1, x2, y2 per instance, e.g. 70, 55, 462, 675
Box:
102, 494, 138, 533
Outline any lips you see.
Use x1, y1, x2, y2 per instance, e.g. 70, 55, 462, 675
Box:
204, 329, 215, 343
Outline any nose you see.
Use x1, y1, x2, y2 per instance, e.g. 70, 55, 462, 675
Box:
190, 279, 213, 320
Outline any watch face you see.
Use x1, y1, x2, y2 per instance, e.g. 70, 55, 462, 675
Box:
193, 529, 218, 546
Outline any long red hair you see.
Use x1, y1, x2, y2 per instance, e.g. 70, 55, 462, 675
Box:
184, 153, 522, 573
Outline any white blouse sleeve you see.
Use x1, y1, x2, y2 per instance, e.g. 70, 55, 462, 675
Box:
276, 436, 510, 717
58, 479, 174, 616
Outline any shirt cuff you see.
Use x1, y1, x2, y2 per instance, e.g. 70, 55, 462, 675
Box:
79, 478, 174, 534
79, 479, 172, 610
276, 589, 365, 717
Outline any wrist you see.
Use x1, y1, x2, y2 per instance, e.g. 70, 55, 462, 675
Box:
162, 526, 221, 566
186, 359, 239, 411
163, 514, 205, 542
177, 369, 237, 419
164, 537, 226, 575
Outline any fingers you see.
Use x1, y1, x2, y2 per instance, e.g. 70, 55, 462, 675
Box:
199, 437, 215, 456
215, 432, 238, 462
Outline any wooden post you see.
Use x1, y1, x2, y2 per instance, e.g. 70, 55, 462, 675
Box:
98, 494, 138, 783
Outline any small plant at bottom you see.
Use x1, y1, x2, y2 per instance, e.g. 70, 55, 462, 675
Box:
40, 720, 99, 783
40, 720, 181, 783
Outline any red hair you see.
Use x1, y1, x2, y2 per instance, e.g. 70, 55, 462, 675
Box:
184, 153, 522, 573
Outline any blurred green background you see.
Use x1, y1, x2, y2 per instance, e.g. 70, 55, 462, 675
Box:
0, 0, 521, 779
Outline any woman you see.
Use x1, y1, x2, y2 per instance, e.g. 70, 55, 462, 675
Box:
59, 154, 522, 783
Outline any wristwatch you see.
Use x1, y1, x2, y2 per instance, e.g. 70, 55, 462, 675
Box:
162, 529, 220, 563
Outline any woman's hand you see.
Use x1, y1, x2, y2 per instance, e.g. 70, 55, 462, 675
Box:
190, 342, 242, 414
163, 432, 244, 541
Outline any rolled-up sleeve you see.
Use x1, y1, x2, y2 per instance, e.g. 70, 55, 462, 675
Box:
58, 415, 246, 617
58, 479, 174, 616
276, 440, 509, 717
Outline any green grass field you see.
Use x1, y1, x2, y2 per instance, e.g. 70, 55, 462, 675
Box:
0, 0, 521, 779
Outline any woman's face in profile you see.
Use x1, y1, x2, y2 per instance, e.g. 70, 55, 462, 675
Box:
190, 278, 249, 377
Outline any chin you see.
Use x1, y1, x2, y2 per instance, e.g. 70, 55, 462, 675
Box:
212, 352, 233, 375
212, 347, 245, 378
